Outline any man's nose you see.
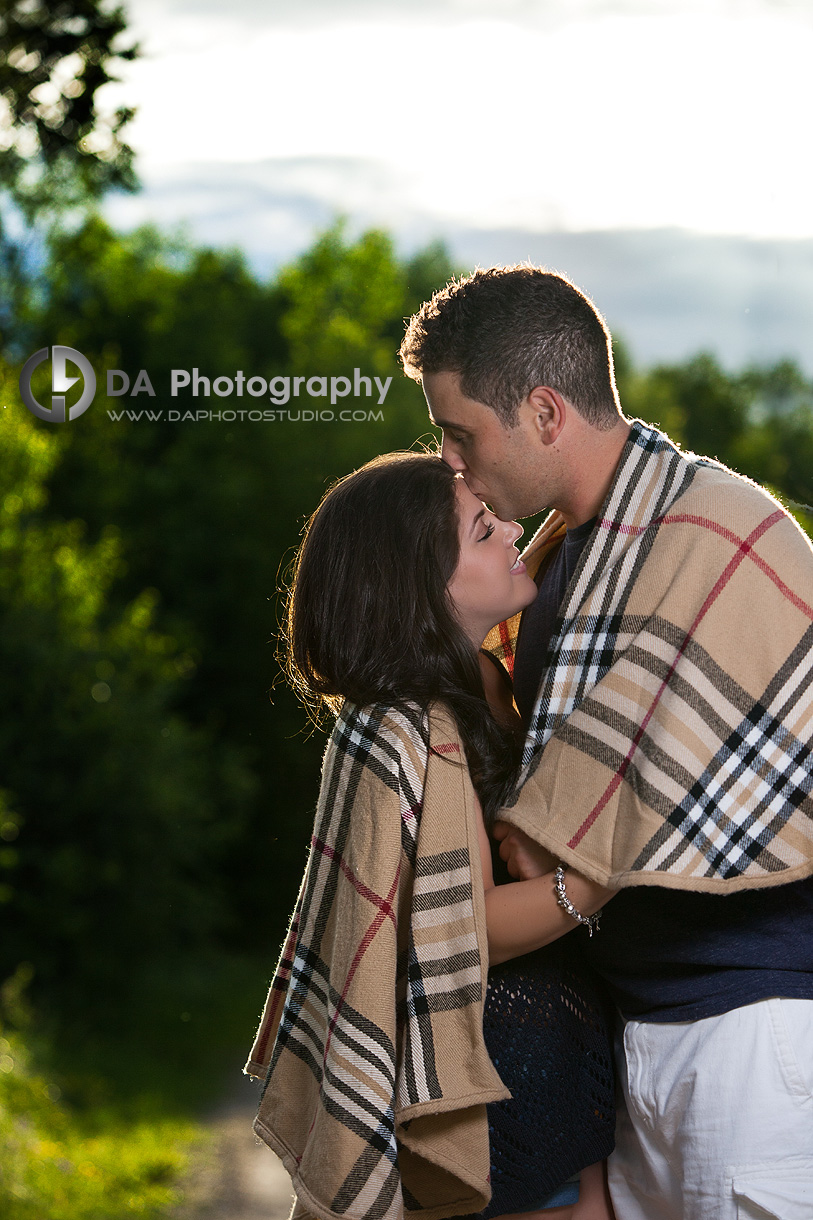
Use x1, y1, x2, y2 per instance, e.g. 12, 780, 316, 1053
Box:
441, 435, 466, 471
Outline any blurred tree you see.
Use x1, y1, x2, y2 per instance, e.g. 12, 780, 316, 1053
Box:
403, 239, 457, 316
731, 360, 813, 513
0, 360, 253, 1022
0, 0, 138, 350
23, 217, 455, 952
0, 0, 137, 204
278, 220, 405, 373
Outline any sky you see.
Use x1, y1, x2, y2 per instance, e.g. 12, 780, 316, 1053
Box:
101, 0, 813, 371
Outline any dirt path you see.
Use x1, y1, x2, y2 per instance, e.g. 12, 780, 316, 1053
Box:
177, 1077, 295, 1220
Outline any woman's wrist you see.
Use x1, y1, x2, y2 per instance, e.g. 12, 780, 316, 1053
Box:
554, 864, 603, 936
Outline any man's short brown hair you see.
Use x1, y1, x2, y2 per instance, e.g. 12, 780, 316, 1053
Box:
399, 265, 621, 428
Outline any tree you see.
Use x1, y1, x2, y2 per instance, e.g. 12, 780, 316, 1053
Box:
25, 217, 456, 944
0, 360, 252, 1019
0, 0, 137, 205
0, 0, 138, 350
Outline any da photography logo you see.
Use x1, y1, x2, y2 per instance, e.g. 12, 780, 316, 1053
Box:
19, 346, 97, 422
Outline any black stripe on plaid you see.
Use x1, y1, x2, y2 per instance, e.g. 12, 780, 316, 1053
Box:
522, 423, 698, 767
553, 716, 794, 876
267, 701, 428, 1102
320, 1059, 396, 1155
400, 848, 485, 1105
666, 640, 813, 878
335, 703, 427, 869
331, 1138, 401, 1220
281, 702, 427, 1060
410, 950, 481, 978
543, 616, 811, 877
649, 626, 813, 875
559, 718, 788, 877
271, 950, 398, 1091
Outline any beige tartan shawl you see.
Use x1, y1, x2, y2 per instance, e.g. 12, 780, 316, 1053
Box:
486, 421, 813, 893
246, 701, 508, 1220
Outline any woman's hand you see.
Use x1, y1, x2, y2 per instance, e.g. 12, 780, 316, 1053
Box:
478, 810, 615, 966
492, 821, 558, 879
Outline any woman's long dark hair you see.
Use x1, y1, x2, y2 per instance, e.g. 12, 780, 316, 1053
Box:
284, 452, 522, 822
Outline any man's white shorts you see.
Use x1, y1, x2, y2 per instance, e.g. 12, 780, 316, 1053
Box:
608, 997, 813, 1219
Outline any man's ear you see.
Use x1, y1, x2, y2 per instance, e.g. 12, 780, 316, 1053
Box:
524, 386, 568, 445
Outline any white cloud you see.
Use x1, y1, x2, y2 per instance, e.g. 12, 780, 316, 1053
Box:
104, 5, 813, 239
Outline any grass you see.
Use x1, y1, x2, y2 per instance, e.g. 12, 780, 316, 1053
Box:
0, 950, 277, 1219
0, 1021, 204, 1219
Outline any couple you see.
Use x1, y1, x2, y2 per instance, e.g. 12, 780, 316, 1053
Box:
247, 267, 813, 1220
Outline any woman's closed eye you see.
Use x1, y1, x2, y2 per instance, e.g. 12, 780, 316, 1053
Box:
479, 522, 496, 542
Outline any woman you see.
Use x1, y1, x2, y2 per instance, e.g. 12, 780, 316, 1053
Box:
246, 452, 615, 1220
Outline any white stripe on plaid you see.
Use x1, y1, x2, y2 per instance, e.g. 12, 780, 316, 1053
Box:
510, 421, 813, 886
255, 700, 497, 1220
522, 423, 698, 766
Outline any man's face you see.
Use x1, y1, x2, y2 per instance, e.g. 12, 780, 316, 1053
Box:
423, 371, 549, 520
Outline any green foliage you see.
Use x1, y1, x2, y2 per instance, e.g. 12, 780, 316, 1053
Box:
0, 0, 139, 355
0, 362, 252, 1013
34, 215, 285, 375
0, 0, 138, 211
279, 220, 405, 372
0, 1013, 199, 1219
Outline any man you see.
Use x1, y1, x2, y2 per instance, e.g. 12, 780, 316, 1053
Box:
399, 266, 813, 1220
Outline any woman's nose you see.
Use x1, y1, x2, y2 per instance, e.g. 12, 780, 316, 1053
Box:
505, 519, 523, 547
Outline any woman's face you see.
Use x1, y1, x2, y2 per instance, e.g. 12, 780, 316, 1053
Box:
446, 477, 538, 646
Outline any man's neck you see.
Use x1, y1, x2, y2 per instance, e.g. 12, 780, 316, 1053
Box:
556, 418, 632, 529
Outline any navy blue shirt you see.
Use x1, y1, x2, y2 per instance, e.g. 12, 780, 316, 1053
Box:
577, 879, 813, 1022
514, 519, 813, 1022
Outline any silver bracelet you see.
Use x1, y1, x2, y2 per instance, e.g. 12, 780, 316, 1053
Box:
554, 864, 602, 937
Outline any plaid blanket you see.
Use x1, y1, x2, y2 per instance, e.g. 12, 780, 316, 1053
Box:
246, 702, 508, 1220
486, 421, 813, 892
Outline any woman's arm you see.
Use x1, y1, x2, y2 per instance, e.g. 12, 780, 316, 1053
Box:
476, 800, 615, 967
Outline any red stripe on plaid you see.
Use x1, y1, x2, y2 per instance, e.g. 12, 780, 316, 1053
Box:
599, 510, 812, 619
323, 864, 402, 1062
313, 836, 398, 927
297, 861, 403, 1159
568, 509, 787, 849
252, 915, 300, 1063
431, 742, 461, 755
663, 512, 813, 620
